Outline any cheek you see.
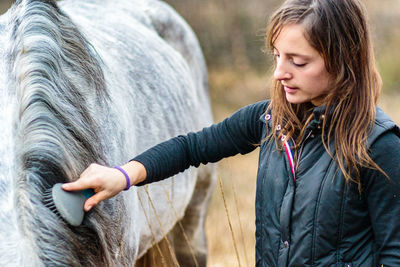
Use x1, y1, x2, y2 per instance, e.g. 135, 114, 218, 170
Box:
318, 72, 331, 91
305, 69, 330, 92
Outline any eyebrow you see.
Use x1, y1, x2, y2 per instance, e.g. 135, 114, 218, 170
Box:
286, 53, 312, 60
273, 47, 313, 60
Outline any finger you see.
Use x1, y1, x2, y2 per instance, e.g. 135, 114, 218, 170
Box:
84, 190, 109, 212
62, 178, 91, 191
62, 163, 101, 191
62, 163, 100, 191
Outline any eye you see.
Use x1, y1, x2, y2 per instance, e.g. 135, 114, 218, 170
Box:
293, 62, 306, 67
291, 59, 306, 67
272, 49, 280, 59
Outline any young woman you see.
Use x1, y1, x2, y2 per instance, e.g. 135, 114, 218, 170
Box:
63, 0, 400, 265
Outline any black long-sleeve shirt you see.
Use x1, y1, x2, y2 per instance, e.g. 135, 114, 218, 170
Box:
133, 100, 269, 185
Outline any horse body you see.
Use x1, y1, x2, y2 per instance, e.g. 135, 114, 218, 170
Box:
0, 0, 215, 266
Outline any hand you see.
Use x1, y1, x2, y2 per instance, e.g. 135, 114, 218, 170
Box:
62, 161, 147, 211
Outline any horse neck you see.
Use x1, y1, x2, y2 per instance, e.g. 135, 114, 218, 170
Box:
10, 0, 109, 179
0, 1, 121, 266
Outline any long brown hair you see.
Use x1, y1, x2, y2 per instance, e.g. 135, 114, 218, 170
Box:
265, 0, 384, 189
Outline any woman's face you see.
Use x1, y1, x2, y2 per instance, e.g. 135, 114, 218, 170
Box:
273, 24, 331, 106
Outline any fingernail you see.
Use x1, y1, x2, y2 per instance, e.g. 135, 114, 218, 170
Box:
86, 206, 92, 212
62, 184, 69, 189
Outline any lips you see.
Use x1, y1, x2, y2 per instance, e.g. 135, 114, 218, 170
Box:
283, 85, 298, 94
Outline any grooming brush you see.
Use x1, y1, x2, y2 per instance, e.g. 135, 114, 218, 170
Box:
43, 183, 95, 226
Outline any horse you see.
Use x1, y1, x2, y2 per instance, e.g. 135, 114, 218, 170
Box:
0, 0, 215, 266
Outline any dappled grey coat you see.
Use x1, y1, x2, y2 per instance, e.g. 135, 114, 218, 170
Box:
134, 100, 400, 266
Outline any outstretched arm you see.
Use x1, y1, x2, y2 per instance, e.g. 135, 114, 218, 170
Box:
63, 100, 268, 212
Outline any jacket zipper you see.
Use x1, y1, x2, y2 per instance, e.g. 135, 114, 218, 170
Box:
294, 130, 313, 171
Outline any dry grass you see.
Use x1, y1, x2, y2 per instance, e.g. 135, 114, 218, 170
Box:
205, 69, 266, 266
206, 152, 259, 267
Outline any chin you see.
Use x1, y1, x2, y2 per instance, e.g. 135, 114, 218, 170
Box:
285, 95, 307, 104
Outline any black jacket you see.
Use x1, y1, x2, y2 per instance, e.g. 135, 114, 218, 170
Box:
134, 100, 400, 266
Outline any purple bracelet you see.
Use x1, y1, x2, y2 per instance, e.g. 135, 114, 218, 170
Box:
113, 166, 131, 191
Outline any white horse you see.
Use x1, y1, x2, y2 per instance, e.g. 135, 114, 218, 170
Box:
0, 0, 215, 266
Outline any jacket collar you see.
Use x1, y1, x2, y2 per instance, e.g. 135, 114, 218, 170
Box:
259, 103, 334, 134
312, 105, 327, 122
260, 102, 399, 144
260, 104, 330, 129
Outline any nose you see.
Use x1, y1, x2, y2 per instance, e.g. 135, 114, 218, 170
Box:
274, 60, 292, 81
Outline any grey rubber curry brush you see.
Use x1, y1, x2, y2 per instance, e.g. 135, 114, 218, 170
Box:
43, 183, 95, 226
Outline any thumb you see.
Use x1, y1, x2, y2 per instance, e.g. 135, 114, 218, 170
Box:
84, 190, 109, 212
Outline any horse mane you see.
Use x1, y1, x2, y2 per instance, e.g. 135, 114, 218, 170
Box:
11, 0, 108, 180
5, 0, 128, 265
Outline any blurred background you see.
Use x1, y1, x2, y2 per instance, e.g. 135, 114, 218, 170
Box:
1, 1, 399, 266
165, 1, 400, 266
